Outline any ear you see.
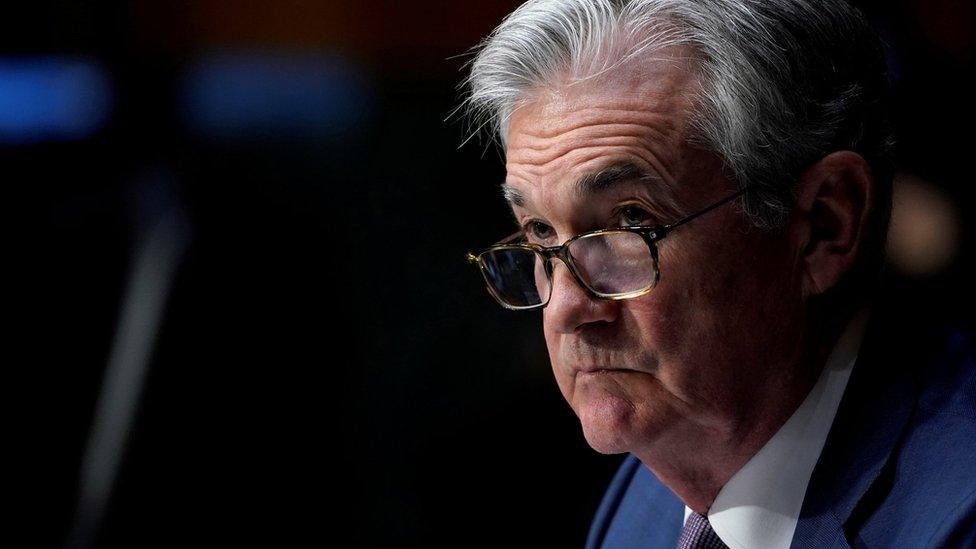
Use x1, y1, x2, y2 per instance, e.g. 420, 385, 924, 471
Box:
791, 151, 874, 298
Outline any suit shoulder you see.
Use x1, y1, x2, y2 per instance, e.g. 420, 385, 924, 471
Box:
852, 326, 976, 545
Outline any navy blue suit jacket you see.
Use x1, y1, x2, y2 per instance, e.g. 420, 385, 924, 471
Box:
585, 301, 976, 548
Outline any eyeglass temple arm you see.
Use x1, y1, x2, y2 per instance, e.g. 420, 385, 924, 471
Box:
659, 186, 753, 236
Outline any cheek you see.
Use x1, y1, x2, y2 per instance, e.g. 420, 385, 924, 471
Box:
625, 285, 689, 363
634, 245, 702, 342
626, 242, 745, 377
652, 233, 797, 367
657, 228, 766, 315
542, 321, 572, 387
542, 315, 557, 354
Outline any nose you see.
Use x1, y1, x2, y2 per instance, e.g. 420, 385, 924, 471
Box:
544, 259, 620, 333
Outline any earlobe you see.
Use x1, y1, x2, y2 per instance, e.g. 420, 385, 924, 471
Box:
793, 151, 874, 298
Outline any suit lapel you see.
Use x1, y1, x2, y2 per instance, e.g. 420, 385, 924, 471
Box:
791, 300, 922, 548
590, 454, 685, 549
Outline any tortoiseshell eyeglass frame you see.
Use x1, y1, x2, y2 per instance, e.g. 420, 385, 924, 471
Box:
466, 186, 754, 311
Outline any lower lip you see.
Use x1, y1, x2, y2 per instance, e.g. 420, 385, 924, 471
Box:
578, 369, 624, 377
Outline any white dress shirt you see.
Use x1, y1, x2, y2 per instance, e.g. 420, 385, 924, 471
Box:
682, 306, 872, 549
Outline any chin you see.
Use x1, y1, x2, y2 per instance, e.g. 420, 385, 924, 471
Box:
576, 391, 638, 454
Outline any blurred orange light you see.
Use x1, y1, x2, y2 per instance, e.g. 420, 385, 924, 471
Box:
886, 173, 961, 277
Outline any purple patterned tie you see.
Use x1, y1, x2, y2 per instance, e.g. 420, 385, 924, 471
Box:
676, 511, 729, 549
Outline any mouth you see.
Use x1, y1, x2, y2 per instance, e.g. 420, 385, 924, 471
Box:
576, 367, 632, 377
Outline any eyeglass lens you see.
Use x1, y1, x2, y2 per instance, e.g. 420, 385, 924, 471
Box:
479, 247, 552, 307
571, 232, 656, 295
480, 231, 656, 308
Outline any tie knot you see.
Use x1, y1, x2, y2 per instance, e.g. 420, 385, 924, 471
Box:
676, 511, 729, 549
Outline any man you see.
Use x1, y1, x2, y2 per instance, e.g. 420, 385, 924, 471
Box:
463, 1, 975, 547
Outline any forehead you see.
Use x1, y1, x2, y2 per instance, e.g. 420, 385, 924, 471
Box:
503, 46, 703, 213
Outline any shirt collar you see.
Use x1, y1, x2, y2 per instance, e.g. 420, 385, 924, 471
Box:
683, 306, 872, 549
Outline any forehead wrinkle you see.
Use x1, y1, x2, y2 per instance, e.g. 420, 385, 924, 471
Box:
508, 132, 678, 174
507, 112, 681, 160
504, 137, 685, 211
500, 159, 683, 223
505, 113, 684, 189
509, 104, 679, 145
502, 53, 701, 222
505, 68, 693, 149
501, 161, 652, 208
507, 140, 681, 199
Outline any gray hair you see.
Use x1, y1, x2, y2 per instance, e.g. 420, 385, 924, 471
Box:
461, 0, 895, 246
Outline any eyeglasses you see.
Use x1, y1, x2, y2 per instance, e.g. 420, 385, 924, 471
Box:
466, 186, 754, 310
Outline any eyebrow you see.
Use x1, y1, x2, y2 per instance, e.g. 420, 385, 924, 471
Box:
500, 162, 660, 210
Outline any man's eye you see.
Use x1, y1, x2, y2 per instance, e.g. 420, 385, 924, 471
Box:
617, 204, 653, 226
525, 220, 555, 242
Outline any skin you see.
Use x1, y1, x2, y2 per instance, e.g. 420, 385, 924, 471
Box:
502, 46, 874, 514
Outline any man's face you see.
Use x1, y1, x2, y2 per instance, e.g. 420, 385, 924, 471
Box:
503, 49, 804, 456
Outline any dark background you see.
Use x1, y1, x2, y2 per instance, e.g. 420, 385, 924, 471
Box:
13, 0, 973, 547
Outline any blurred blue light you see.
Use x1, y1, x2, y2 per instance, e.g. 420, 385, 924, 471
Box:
0, 57, 112, 144
180, 50, 374, 141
